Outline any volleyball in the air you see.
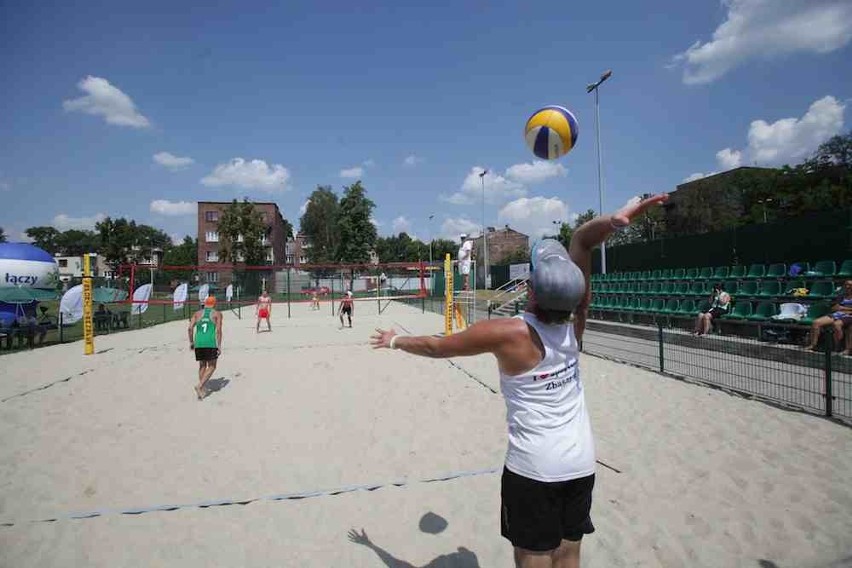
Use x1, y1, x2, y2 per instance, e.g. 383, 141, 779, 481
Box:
524, 105, 579, 160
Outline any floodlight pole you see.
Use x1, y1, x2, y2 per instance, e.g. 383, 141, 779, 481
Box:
480, 169, 489, 289
587, 69, 612, 274
428, 214, 434, 295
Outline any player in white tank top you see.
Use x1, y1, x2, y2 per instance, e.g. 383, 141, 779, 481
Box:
370, 194, 669, 567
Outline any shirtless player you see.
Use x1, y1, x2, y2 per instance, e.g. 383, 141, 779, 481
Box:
256, 289, 272, 333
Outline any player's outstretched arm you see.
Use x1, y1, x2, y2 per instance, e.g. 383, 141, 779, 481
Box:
371, 320, 510, 359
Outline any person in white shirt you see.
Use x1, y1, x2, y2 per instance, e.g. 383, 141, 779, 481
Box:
371, 194, 668, 568
457, 234, 474, 290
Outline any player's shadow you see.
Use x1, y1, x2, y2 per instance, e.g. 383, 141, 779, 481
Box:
347, 512, 480, 568
204, 378, 230, 397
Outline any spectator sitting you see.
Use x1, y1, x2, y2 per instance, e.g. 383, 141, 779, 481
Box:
693, 283, 731, 336
94, 303, 112, 331
17, 313, 46, 347
806, 280, 852, 353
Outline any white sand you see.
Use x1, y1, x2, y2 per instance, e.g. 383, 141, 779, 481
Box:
0, 301, 850, 567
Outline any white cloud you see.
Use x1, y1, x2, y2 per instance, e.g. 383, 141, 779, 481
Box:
403, 155, 423, 167
391, 216, 414, 235
716, 148, 743, 169
170, 233, 185, 246
441, 167, 527, 206
498, 197, 569, 239
153, 151, 194, 170
370, 216, 382, 228
201, 158, 291, 191
505, 160, 566, 185
672, 0, 852, 84
62, 76, 150, 128
340, 166, 364, 179
717, 95, 845, 168
440, 217, 480, 240
52, 213, 107, 231
299, 200, 310, 216
362, 159, 376, 168
150, 200, 195, 216
682, 172, 717, 183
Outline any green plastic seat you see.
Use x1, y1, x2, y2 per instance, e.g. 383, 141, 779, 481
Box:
674, 282, 690, 295
671, 268, 686, 280
713, 266, 729, 280
807, 260, 837, 278
647, 281, 661, 296
757, 280, 781, 297
799, 302, 831, 326
723, 281, 740, 295
729, 265, 747, 280
625, 297, 641, 311
698, 267, 714, 280
809, 280, 837, 298
639, 270, 651, 281
747, 301, 777, 321
636, 298, 652, 313
650, 269, 662, 280
649, 298, 665, 313
739, 281, 759, 296
689, 281, 707, 297
636, 282, 648, 295
677, 299, 697, 315
685, 268, 699, 280
766, 263, 786, 279
783, 279, 807, 296
659, 269, 672, 281
725, 301, 753, 320
837, 260, 852, 278
660, 281, 674, 295
744, 264, 765, 279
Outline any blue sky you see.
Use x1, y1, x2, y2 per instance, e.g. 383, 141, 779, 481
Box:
1, 0, 850, 245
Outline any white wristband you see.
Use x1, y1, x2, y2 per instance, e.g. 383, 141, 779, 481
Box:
389, 335, 400, 350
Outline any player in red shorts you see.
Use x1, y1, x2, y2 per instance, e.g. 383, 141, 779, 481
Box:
256, 290, 272, 333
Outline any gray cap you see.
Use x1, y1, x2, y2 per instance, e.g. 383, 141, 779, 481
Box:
529, 239, 586, 312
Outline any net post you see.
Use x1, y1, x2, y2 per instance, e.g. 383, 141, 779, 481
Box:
444, 254, 453, 335
286, 268, 291, 319
82, 253, 94, 355
824, 329, 833, 418
330, 268, 335, 316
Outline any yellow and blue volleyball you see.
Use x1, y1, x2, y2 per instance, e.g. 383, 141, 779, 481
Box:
524, 105, 579, 160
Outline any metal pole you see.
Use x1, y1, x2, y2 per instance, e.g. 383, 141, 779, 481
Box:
658, 320, 664, 373
824, 330, 833, 418
286, 268, 291, 319
481, 174, 488, 289
594, 86, 607, 274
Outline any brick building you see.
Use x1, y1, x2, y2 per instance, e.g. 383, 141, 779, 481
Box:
470, 225, 529, 287
197, 201, 288, 287
285, 232, 310, 267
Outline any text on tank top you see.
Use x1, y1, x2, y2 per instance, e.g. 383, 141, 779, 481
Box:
195, 308, 217, 348
499, 312, 595, 482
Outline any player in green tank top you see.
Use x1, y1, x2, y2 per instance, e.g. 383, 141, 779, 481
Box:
188, 296, 223, 400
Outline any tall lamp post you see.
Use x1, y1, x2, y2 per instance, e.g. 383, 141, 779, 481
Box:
479, 169, 489, 289
757, 198, 773, 224
587, 69, 613, 274
427, 214, 434, 294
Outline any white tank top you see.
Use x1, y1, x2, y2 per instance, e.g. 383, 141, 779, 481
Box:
500, 313, 595, 482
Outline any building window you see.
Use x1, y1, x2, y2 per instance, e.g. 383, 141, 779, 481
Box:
266, 251, 274, 263
206, 231, 219, 242
205, 210, 219, 222
235, 252, 245, 262
58, 259, 68, 268
237, 234, 244, 243
206, 251, 219, 262
286, 255, 294, 264
206, 271, 219, 283
299, 255, 307, 264
261, 235, 269, 246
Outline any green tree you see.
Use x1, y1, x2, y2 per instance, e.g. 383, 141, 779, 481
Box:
96, 217, 137, 270
218, 199, 267, 265
55, 229, 100, 255
805, 131, 852, 170
431, 239, 458, 264
556, 222, 574, 250
162, 236, 197, 283
500, 247, 530, 265
25, 226, 60, 253
336, 181, 377, 264
0, 227, 6, 243
299, 186, 340, 264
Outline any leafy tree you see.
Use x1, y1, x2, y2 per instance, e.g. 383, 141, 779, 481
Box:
218, 199, 267, 265
804, 131, 852, 170
0, 227, 6, 243
335, 181, 377, 264
500, 247, 530, 265
25, 226, 60, 253
376, 232, 426, 262
556, 222, 574, 250
431, 239, 458, 264
55, 229, 99, 256
299, 186, 340, 264
162, 236, 197, 284
96, 217, 136, 270
574, 209, 597, 228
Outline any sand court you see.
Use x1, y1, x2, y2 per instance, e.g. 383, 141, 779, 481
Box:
1, 300, 851, 567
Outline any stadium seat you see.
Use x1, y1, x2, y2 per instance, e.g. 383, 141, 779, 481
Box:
685, 267, 699, 280
799, 302, 831, 326
739, 281, 759, 297
783, 278, 808, 297
757, 280, 782, 297
729, 265, 747, 280
639, 270, 651, 281
674, 282, 690, 295
624, 297, 641, 312
766, 263, 786, 280
747, 301, 777, 321
723, 281, 740, 295
788, 262, 810, 277
677, 299, 697, 315
649, 298, 665, 313
659, 269, 672, 280
647, 281, 661, 296
745, 263, 766, 279
636, 298, 652, 313
636, 282, 648, 295
807, 260, 837, 278
689, 281, 707, 297
672, 268, 686, 280
698, 267, 714, 280
713, 266, 729, 280
809, 280, 837, 298
725, 301, 753, 320
660, 298, 680, 314
837, 260, 852, 278
660, 281, 674, 295
650, 269, 661, 280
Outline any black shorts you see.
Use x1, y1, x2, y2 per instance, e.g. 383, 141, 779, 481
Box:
500, 467, 595, 552
195, 347, 218, 361
341, 306, 352, 315
703, 307, 727, 318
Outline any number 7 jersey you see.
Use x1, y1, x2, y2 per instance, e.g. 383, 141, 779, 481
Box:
195, 308, 217, 348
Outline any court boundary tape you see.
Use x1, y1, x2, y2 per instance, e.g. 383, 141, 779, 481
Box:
0, 466, 502, 528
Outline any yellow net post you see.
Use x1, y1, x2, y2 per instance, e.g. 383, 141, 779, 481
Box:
82, 253, 94, 355
444, 253, 453, 336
